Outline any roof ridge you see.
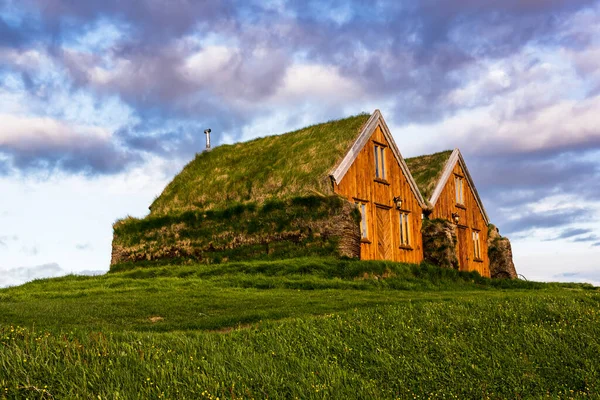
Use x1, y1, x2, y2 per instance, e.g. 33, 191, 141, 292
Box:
427, 149, 489, 224
331, 110, 426, 208
405, 149, 454, 159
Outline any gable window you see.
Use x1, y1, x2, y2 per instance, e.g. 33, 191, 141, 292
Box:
455, 175, 464, 205
355, 201, 369, 240
473, 230, 482, 260
374, 144, 386, 180
399, 211, 411, 247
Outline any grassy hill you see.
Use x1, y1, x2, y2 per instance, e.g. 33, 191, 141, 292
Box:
1, 258, 599, 399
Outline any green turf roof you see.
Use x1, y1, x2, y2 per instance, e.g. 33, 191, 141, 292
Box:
149, 113, 371, 215
404, 150, 454, 201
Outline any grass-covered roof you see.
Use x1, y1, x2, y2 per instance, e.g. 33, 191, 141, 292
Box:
404, 150, 453, 201
150, 113, 371, 215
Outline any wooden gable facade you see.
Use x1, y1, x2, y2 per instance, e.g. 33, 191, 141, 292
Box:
428, 149, 490, 277
331, 111, 426, 264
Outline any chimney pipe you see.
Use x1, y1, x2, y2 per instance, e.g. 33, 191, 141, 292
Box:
204, 128, 211, 150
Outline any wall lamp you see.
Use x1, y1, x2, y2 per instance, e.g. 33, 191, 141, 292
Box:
393, 196, 403, 210
452, 212, 460, 224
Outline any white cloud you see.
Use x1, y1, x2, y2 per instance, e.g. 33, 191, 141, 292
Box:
20, 244, 39, 256
451, 95, 600, 155
516, 248, 600, 285
75, 243, 93, 251
568, 47, 600, 76
444, 63, 513, 109
64, 17, 129, 54
180, 45, 238, 85
0, 166, 166, 287
0, 110, 139, 175
0, 263, 64, 288
0, 113, 111, 149
0, 235, 18, 247
181, 45, 364, 107
0, 48, 47, 71
565, 46, 600, 93
401, 39, 600, 156
273, 64, 363, 104
87, 57, 135, 86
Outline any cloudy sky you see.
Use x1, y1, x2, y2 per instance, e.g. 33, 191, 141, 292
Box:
1, 0, 599, 287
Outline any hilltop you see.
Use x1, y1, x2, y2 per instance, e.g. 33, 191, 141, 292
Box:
1, 258, 599, 399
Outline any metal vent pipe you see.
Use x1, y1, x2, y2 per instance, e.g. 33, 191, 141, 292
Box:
204, 128, 211, 150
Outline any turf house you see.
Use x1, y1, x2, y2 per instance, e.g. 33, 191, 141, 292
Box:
111, 110, 516, 278
405, 150, 517, 279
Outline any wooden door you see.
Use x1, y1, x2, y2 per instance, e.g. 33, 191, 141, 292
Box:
376, 206, 392, 260
456, 226, 469, 271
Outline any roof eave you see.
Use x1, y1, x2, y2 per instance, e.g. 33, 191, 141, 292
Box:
456, 150, 490, 224
429, 148, 490, 225
330, 110, 380, 183
429, 149, 459, 207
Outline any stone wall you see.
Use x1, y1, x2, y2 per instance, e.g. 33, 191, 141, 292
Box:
110, 196, 360, 272
487, 225, 518, 279
421, 219, 459, 270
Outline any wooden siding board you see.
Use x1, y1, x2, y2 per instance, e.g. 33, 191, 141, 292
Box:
457, 226, 469, 271
430, 162, 490, 277
335, 125, 423, 264
376, 206, 392, 259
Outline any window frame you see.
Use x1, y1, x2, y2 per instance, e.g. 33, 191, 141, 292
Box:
455, 174, 465, 206
374, 142, 387, 182
354, 200, 370, 242
399, 211, 412, 249
472, 229, 482, 261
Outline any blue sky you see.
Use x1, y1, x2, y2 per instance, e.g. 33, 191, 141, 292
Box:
1, 0, 599, 287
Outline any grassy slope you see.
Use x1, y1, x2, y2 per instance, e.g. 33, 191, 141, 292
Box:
405, 150, 453, 201
0, 258, 546, 332
1, 258, 599, 399
148, 114, 370, 215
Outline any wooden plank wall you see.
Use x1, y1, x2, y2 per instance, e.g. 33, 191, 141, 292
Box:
430, 162, 490, 277
334, 125, 424, 264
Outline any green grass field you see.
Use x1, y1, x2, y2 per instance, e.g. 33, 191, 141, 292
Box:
1, 258, 599, 399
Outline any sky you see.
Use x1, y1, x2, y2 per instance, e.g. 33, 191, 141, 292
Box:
1, 0, 599, 287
